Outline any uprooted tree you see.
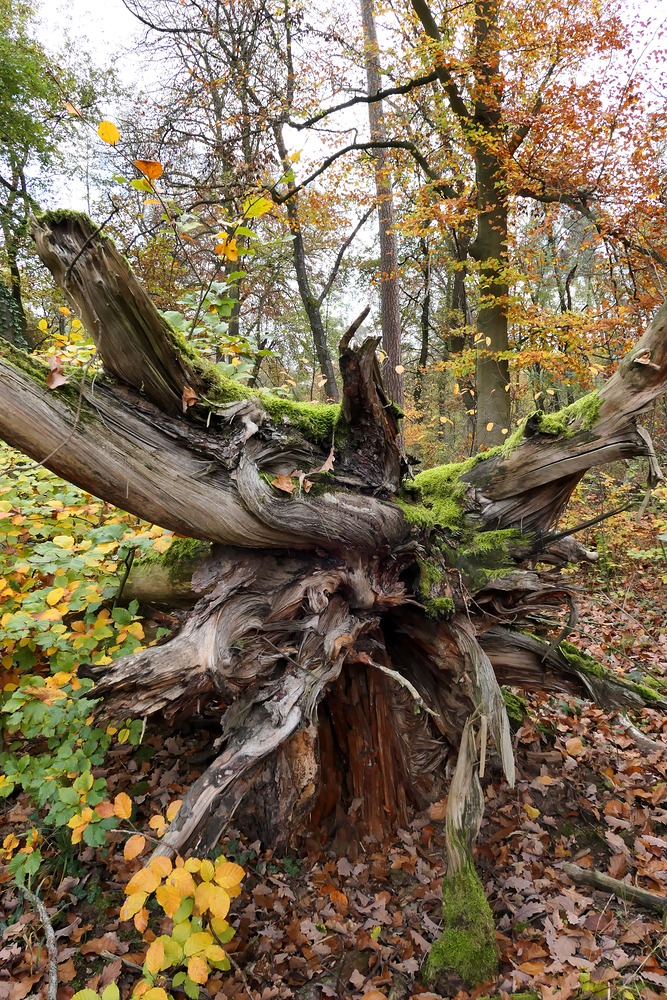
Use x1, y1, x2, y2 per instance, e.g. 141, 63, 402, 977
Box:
3, 211, 667, 986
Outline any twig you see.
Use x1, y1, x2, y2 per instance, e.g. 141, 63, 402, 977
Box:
563, 862, 667, 913
368, 661, 439, 719
17, 885, 58, 1000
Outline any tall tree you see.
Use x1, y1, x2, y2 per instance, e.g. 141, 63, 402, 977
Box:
360, 0, 403, 406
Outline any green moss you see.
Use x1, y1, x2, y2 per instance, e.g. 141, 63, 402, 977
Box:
502, 687, 528, 729
0, 338, 49, 385
167, 327, 340, 446
425, 596, 455, 618
559, 640, 662, 704
531, 391, 601, 437
425, 862, 498, 986
35, 208, 105, 236
141, 537, 211, 581
399, 458, 478, 532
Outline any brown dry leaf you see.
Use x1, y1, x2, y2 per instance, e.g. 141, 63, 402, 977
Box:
428, 797, 447, 821
57, 958, 76, 983
271, 474, 295, 494
565, 736, 585, 756
46, 357, 68, 390
182, 385, 198, 412
329, 889, 349, 916
361, 992, 387, 1000
64, 101, 82, 116
318, 445, 335, 473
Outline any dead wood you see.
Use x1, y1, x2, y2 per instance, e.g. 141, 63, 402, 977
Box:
563, 862, 667, 913
0, 209, 665, 857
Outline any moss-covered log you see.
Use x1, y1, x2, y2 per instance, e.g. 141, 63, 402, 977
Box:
1, 210, 666, 988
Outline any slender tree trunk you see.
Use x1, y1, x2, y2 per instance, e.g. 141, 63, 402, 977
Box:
273, 125, 339, 401
360, 0, 404, 407
414, 237, 430, 412
469, 0, 510, 446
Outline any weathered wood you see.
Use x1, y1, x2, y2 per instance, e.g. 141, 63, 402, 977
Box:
1, 207, 666, 862
563, 862, 667, 913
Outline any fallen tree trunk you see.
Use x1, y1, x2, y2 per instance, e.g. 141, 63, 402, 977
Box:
2, 210, 667, 986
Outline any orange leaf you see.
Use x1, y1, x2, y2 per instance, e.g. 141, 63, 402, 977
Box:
134, 907, 149, 933
149, 855, 173, 878
96, 800, 114, 819
114, 792, 132, 820
145, 938, 165, 975
124, 834, 146, 861
188, 955, 210, 985
119, 890, 148, 920
125, 867, 161, 895
166, 799, 182, 822
134, 159, 163, 180
213, 861, 245, 890
155, 882, 182, 917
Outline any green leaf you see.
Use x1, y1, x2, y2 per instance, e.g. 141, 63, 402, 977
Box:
101, 986, 120, 1000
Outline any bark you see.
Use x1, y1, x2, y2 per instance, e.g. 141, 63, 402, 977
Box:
2, 208, 666, 872
360, 0, 404, 408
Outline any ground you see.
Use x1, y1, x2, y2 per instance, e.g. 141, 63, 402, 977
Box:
2, 487, 667, 1000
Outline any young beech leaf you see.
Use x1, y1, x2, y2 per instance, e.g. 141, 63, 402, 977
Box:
124, 833, 146, 861
119, 890, 148, 920
213, 860, 245, 889
149, 855, 172, 878
97, 120, 120, 145
144, 937, 165, 975
125, 866, 161, 895
113, 791, 132, 819
187, 955, 210, 985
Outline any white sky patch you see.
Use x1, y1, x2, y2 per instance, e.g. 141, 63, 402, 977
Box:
36, 0, 142, 83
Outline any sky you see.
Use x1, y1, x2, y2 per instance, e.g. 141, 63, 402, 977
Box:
36, 0, 142, 84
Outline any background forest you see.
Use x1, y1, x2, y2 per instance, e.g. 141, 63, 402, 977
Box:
3, 1, 667, 999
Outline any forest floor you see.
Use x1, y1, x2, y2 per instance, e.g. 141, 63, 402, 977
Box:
2, 487, 667, 1000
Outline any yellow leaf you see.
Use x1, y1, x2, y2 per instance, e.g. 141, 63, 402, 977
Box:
166, 866, 196, 897
124, 834, 146, 861
289, 149, 301, 162
149, 855, 173, 878
214, 861, 245, 890
114, 791, 132, 819
453, 383, 460, 394
46, 587, 65, 606
38, 318, 48, 332
207, 885, 231, 921
145, 938, 165, 975
486, 422, 494, 431
134, 158, 163, 180
98, 120, 120, 145
156, 882, 182, 917
188, 954, 209, 985
53, 535, 74, 549
58, 307, 71, 316
243, 195, 273, 219
141, 990, 170, 1000
200, 859, 214, 882
194, 880, 217, 914
149, 813, 167, 834
524, 804, 540, 820
205, 943, 228, 962
125, 867, 161, 895
184, 931, 214, 956
119, 890, 148, 920
184, 857, 201, 873
166, 799, 182, 822
71, 319, 82, 331
151, 536, 172, 554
